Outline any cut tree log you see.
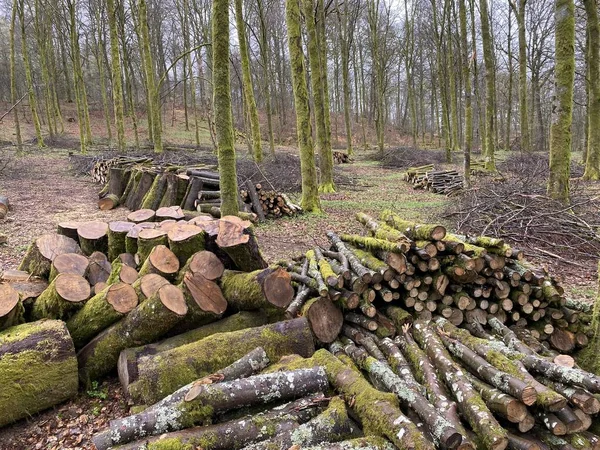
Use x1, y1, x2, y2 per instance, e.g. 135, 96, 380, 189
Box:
244, 179, 266, 221
126, 171, 156, 210
77, 221, 109, 255
167, 223, 205, 266
176, 271, 226, 331
176, 250, 224, 284
0, 195, 9, 219
105, 259, 138, 285
220, 267, 294, 311
86, 251, 111, 286
140, 173, 168, 210
107, 221, 135, 260
158, 173, 179, 209
381, 209, 447, 241
301, 297, 344, 344
135, 228, 168, 264
56, 221, 80, 241
125, 222, 156, 254
181, 177, 203, 210
66, 282, 139, 349
18, 233, 82, 277
0, 284, 24, 330
137, 244, 180, 279
0, 320, 78, 427
216, 217, 267, 271
127, 209, 156, 224
124, 318, 316, 405
31, 273, 90, 320
131, 273, 170, 301
77, 283, 188, 385
118, 311, 269, 389
156, 205, 185, 220
98, 193, 120, 210
48, 253, 89, 282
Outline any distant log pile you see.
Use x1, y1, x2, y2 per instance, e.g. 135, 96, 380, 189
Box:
2, 208, 600, 450
404, 165, 464, 196
333, 151, 352, 164
93, 157, 300, 221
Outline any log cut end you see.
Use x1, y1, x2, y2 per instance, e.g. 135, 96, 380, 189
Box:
188, 251, 225, 281
137, 274, 170, 299
127, 209, 156, 224
55, 273, 91, 303
261, 267, 295, 308
304, 297, 344, 344
183, 272, 227, 315
158, 284, 188, 316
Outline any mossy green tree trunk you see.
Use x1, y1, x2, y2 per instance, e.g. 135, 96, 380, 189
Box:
367, 0, 385, 156
479, 0, 496, 171
9, 0, 22, 153
107, 0, 126, 151
547, 0, 575, 201
257, 0, 275, 154
511, 0, 531, 153
459, 0, 471, 187
446, 2, 459, 156
304, 0, 335, 193
583, 0, 600, 180
286, 0, 321, 212
235, 0, 263, 162
212, 0, 240, 215
404, 0, 418, 150
18, 0, 44, 148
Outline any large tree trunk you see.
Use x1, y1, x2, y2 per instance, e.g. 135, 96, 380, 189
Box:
31, 273, 90, 320
220, 267, 294, 311
583, 0, 600, 180
124, 318, 315, 405
0, 320, 78, 427
216, 218, 267, 271
18, 234, 81, 278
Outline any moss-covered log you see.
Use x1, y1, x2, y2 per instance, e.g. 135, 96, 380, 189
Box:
86, 251, 112, 286
138, 244, 180, 279
56, 221, 80, 242
18, 233, 82, 277
0, 320, 78, 427
124, 318, 315, 405
97, 368, 327, 449
0, 284, 25, 330
48, 253, 89, 283
66, 282, 138, 349
140, 173, 168, 210
125, 222, 156, 254
264, 348, 434, 450
77, 283, 188, 385
107, 221, 135, 261
105, 259, 139, 285
167, 223, 205, 266
381, 210, 446, 241
355, 212, 413, 250
117, 311, 269, 388
77, 221, 109, 256
126, 171, 156, 210
176, 271, 226, 331
215, 217, 267, 271
98, 193, 120, 211
136, 228, 168, 264
299, 437, 397, 450
220, 267, 294, 311
31, 273, 90, 320
176, 250, 224, 285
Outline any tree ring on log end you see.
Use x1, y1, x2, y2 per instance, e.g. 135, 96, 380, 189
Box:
158, 284, 187, 315
55, 273, 91, 303
107, 283, 138, 314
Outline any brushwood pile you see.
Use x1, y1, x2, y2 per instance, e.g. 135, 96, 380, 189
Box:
1, 208, 600, 449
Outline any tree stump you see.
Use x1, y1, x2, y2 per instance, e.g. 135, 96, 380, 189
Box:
137, 245, 180, 279
167, 223, 205, 266
0, 284, 24, 330
127, 209, 156, 224
78, 283, 187, 385
49, 253, 89, 282
125, 222, 156, 254
107, 221, 135, 260
0, 320, 78, 427
67, 282, 139, 349
220, 267, 294, 311
136, 228, 168, 265
77, 221, 109, 256
216, 216, 267, 271
31, 273, 91, 320
18, 234, 82, 277
56, 221, 80, 241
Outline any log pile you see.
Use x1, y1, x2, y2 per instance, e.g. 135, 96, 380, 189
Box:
333, 150, 352, 164
239, 180, 302, 219
2, 208, 600, 450
404, 165, 464, 196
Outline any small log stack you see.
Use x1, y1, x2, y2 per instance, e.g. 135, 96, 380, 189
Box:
239, 181, 302, 219
404, 166, 464, 196
333, 151, 352, 164
3, 207, 600, 450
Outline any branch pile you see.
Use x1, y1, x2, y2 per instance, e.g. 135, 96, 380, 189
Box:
380, 146, 448, 168
2, 209, 600, 450
333, 150, 352, 164
404, 165, 464, 196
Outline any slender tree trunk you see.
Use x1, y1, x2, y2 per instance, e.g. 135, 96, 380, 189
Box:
459, 0, 471, 187
10, 0, 22, 153
338, 0, 354, 155
368, 0, 385, 156
447, 8, 459, 155
547, 0, 575, 201
479, 0, 496, 170
506, 6, 514, 151
583, 0, 600, 180
234, 0, 263, 162
515, 0, 531, 152
212, 0, 239, 215
107, 0, 126, 150
286, 0, 321, 212
257, 0, 275, 154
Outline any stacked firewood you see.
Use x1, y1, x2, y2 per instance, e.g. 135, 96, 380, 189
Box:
2, 209, 600, 449
405, 165, 464, 196
240, 180, 302, 220
333, 150, 352, 164
91, 156, 153, 184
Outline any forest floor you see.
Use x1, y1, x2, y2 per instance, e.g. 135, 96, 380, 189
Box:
0, 143, 598, 449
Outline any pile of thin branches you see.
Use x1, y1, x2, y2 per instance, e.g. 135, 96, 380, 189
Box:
498, 152, 585, 179
379, 147, 448, 169
446, 177, 600, 261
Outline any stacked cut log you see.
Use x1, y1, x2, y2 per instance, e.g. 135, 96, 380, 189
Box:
239, 181, 302, 220
405, 165, 464, 196
333, 150, 352, 164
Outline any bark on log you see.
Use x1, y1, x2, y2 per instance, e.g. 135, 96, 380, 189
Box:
86, 251, 112, 286
355, 212, 413, 250
0, 320, 78, 427
298, 437, 397, 450
182, 177, 203, 210
77, 283, 187, 385
107, 221, 135, 260
56, 221, 80, 241
220, 267, 294, 311
264, 348, 434, 450
0, 284, 24, 330
127, 171, 156, 210
66, 282, 138, 349
118, 311, 269, 389
158, 173, 179, 208
77, 221, 109, 256
124, 318, 315, 405
98, 193, 120, 210
105, 260, 138, 285
216, 217, 267, 271
328, 232, 373, 283
381, 209, 446, 240
137, 244, 180, 279
31, 273, 90, 320
0, 195, 9, 219
244, 179, 266, 221
135, 228, 168, 264
18, 233, 81, 277
96, 347, 272, 449
301, 297, 344, 344
167, 223, 205, 266
125, 222, 156, 254
47, 252, 89, 283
